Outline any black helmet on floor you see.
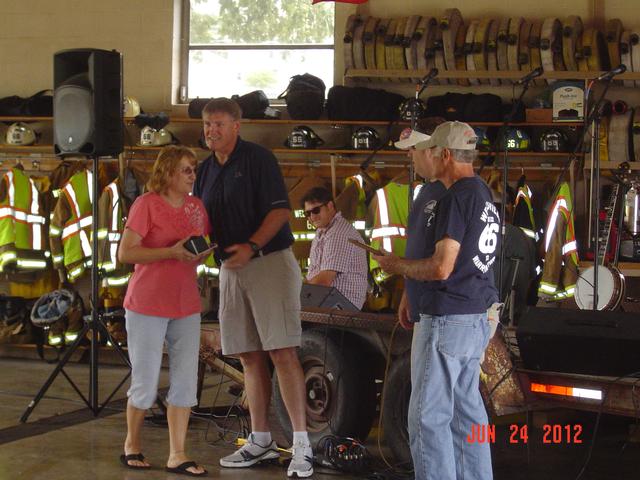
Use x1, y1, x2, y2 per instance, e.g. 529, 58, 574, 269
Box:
351, 126, 380, 150
538, 128, 569, 152
284, 126, 325, 149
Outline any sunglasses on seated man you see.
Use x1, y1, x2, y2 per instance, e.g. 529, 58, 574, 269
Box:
303, 202, 328, 217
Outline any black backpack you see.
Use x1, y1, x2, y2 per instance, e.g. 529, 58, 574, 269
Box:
425, 93, 503, 122
278, 74, 326, 120
326, 86, 404, 121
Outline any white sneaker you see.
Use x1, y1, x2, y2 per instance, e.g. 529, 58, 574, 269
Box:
287, 443, 314, 478
219, 434, 280, 468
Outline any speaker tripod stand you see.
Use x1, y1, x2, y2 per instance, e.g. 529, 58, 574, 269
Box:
21, 155, 132, 423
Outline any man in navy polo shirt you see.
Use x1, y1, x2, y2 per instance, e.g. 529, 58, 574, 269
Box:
374, 121, 498, 480
194, 98, 313, 478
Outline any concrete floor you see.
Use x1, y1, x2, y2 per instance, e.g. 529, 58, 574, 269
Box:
0, 358, 362, 480
1, 357, 639, 480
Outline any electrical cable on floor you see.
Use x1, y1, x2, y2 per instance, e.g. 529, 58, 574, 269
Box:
307, 315, 412, 477
200, 359, 250, 446
370, 320, 413, 478
316, 435, 371, 475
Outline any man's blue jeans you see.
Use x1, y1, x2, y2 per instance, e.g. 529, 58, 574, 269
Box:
409, 313, 493, 480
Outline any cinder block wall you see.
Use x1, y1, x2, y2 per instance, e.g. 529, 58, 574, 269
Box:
0, 0, 638, 111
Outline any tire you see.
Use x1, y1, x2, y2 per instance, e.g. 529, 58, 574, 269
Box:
272, 329, 377, 448
382, 352, 412, 466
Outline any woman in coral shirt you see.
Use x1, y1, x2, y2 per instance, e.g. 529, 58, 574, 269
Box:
118, 145, 210, 476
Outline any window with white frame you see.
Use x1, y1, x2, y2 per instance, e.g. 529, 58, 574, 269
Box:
181, 0, 335, 101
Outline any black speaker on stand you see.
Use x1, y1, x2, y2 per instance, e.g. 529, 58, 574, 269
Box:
21, 49, 133, 422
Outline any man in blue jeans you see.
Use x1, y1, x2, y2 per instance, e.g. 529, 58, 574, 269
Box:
374, 121, 498, 480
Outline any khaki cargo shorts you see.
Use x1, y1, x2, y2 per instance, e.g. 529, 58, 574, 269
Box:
218, 248, 302, 355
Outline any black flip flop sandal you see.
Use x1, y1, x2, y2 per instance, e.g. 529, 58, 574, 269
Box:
120, 453, 151, 469
165, 461, 208, 477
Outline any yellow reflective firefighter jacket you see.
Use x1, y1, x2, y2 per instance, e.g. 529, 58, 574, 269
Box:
538, 182, 578, 300
0, 168, 48, 272
97, 179, 132, 287
50, 169, 94, 283
369, 181, 410, 283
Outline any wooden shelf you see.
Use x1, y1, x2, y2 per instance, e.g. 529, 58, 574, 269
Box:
579, 261, 640, 277
0, 145, 582, 159
0, 145, 54, 153
1, 116, 585, 128
587, 161, 640, 171
0, 116, 53, 122
273, 148, 581, 157
127, 118, 585, 127
345, 69, 640, 82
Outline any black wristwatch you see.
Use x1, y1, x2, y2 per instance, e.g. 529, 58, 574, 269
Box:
248, 241, 260, 254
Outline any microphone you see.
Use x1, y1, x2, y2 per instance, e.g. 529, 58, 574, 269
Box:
595, 64, 627, 81
416, 68, 439, 97
515, 67, 544, 85
419, 68, 439, 85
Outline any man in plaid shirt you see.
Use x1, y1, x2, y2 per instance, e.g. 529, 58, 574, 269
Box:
302, 186, 368, 309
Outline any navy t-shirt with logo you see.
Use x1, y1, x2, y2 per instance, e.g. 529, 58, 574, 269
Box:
404, 180, 447, 322
421, 175, 499, 315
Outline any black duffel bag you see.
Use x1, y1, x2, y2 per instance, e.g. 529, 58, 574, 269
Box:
326, 86, 404, 121
232, 90, 270, 119
188, 90, 270, 119
188, 98, 209, 119
278, 74, 326, 120
425, 92, 503, 122
0, 90, 53, 116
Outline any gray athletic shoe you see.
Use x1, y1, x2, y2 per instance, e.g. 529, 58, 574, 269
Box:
287, 443, 314, 478
219, 434, 280, 468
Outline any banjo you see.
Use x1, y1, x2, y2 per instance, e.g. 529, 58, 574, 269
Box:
575, 182, 625, 310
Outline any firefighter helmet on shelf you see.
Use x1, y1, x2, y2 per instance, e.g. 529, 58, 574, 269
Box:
123, 96, 141, 117
499, 127, 531, 152
473, 127, 492, 151
139, 126, 172, 146
6, 122, 37, 146
284, 126, 324, 149
398, 98, 427, 122
351, 126, 380, 150
538, 128, 569, 152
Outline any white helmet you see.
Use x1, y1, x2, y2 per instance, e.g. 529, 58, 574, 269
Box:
6, 122, 37, 146
140, 126, 172, 146
123, 96, 141, 117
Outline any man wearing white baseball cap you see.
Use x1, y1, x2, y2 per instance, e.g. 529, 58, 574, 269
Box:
375, 121, 498, 480
392, 127, 446, 331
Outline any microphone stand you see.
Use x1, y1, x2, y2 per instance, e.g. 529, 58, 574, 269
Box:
497, 77, 533, 314
588, 79, 615, 311
409, 70, 438, 205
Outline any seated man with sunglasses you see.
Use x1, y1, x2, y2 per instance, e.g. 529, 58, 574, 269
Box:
302, 187, 368, 309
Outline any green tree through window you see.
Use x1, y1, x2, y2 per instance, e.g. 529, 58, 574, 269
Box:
185, 0, 334, 100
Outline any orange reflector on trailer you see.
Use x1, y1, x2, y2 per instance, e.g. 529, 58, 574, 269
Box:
530, 383, 602, 400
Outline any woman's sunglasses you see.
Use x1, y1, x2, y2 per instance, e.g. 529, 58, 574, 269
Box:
303, 202, 328, 217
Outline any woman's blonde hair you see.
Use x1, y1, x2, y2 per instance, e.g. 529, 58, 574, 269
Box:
147, 145, 197, 193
